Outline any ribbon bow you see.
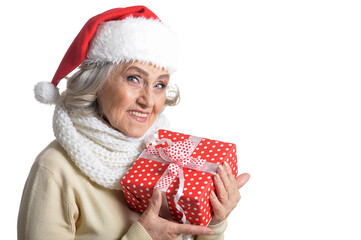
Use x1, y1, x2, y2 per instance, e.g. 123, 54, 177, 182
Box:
147, 139, 206, 190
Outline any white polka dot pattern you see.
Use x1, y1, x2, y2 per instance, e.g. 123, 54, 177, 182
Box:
120, 129, 238, 226
146, 139, 207, 190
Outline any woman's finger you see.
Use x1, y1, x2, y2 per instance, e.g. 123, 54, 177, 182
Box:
172, 222, 214, 236
209, 190, 224, 215
148, 188, 162, 214
217, 164, 232, 193
213, 173, 228, 203
224, 162, 237, 185
235, 173, 251, 189
223, 162, 241, 203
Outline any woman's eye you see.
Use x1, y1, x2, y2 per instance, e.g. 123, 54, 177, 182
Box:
155, 83, 166, 89
127, 76, 139, 83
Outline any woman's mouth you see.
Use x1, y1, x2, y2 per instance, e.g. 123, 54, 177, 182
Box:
127, 110, 149, 122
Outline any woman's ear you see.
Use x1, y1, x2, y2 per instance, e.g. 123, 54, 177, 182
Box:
94, 92, 103, 118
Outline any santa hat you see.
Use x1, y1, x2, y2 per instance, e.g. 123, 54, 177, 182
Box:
34, 5, 178, 104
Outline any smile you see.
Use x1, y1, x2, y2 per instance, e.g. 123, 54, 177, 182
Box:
128, 110, 148, 118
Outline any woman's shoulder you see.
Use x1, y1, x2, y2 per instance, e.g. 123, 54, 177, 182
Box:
33, 140, 79, 179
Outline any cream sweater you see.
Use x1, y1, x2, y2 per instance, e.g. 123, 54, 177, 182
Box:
18, 141, 227, 239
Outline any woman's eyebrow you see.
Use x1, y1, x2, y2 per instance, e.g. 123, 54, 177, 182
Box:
126, 66, 148, 76
126, 66, 169, 80
158, 74, 170, 80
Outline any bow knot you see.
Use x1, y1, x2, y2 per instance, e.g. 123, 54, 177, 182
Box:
146, 138, 206, 190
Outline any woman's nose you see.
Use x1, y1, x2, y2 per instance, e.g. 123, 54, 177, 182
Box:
137, 87, 154, 108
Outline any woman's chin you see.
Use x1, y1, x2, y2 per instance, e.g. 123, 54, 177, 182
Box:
127, 132, 145, 138
119, 126, 148, 138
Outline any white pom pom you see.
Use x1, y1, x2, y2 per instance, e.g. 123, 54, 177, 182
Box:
34, 81, 60, 104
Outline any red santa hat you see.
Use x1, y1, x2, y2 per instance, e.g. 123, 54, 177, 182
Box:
34, 5, 178, 104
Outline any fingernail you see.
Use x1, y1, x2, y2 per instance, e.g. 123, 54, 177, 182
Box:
224, 161, 230, 169
218, 165, 224, 173
210, 191, 216, 197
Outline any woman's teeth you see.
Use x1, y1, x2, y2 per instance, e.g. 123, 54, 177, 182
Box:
129, 111, 148, 117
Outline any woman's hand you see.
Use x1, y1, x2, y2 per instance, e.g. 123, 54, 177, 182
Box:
209, 162, 250, 225
139, 188, 215, 240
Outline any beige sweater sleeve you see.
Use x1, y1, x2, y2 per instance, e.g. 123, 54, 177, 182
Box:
18, 165, 154, 240
17, 144, 153, 240
195, 219, 227, 240
18, 164, 156, 240
18, 164, 77, 240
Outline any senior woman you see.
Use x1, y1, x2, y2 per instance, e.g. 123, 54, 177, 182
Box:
18, 6, 250, 240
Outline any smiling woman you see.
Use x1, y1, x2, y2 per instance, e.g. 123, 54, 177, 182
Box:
18, 5, 249, 240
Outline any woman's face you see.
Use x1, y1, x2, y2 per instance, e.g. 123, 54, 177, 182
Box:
97, 62, 169, 138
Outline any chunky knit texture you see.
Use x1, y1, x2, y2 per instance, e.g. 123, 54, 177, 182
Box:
52, 104, 169, 190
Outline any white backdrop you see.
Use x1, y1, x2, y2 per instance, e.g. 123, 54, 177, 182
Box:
1, 0, 360, 239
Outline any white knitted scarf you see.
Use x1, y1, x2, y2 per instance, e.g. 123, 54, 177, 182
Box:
52, 104, 169, 190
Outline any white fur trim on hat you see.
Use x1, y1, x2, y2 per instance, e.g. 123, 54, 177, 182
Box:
34, 81, 60, 104
86, 16, 179, 73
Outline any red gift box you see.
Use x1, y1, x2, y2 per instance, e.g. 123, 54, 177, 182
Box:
120, 129, 238, 226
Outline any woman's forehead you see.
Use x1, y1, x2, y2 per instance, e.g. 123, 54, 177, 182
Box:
116, 61, 169, 75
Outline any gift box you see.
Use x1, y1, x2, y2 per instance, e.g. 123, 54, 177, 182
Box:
120, 129, 238, 226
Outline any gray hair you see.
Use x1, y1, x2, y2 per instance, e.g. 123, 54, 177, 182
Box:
60, 62, 180, 115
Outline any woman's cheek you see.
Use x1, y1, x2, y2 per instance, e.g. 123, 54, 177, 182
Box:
156, 92, 167, 110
